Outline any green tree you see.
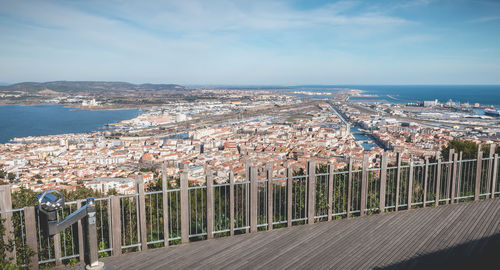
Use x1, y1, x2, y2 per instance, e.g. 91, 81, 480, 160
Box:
7, 173, 16, 181
1, 195, 35, 269
0, 217, 14, 268
443, 141, 500, 160
140, 167, 154, 173
442, 140, 478, 160
11, 186, 37, 208
0, 217, 22, 269
147, 175, 180, 192
481, 144, 500, 157
107, 188, 119, 195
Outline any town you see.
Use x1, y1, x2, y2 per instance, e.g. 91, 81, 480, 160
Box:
1, 89, 499, 195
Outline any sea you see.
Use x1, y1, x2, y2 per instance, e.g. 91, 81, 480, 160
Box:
0, 104, 139, 143
289, 85, 500, 107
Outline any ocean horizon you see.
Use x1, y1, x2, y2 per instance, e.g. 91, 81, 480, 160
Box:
288, 85, 500, 107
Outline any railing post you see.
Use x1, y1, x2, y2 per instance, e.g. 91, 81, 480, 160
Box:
423, 158, 429, 207
229, 171, 235, 236
180, 171, 189, 243
446, 149, 454, 203
379, 152, 388, 213
327, 163, 334, 221
487, 144, 496, 195
161, 163, 169, 247
245, 161, 251, 234
287, 167, 293, 227
457, 152, 463, 200
360, 155, 368, 216
395, 153, 401, 212
24, 206, 39, 270
87, 200, 99, 268
110, 195, 122, 256
435, 158, 441, 206
474, 150, 483, 201
492, 154, 498, 199
266, 163, 273, 230
107, 197, 112, 254
347, 158, 353, 218
407, 158, 414, 210
77, 200, 85, 263
136, 175, 147, 251
206, 170, 214, 239
54, 230, 62, 266
0, 185, 15, 261
249, 166, 258, 232
451, 153, 458, 204
307, 160, 316, 224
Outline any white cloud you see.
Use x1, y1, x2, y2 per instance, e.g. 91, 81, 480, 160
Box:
58, 0, 411, 32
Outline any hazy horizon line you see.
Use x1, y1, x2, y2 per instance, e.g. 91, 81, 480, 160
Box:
2, 81, 500, 88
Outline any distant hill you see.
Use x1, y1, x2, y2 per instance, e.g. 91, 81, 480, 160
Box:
0, 81, 185, 94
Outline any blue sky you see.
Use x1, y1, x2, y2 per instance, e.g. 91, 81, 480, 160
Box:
1, 0, 499, 85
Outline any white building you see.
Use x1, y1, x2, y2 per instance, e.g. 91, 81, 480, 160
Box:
423, 99, 438, 107
176, 113, 187, 122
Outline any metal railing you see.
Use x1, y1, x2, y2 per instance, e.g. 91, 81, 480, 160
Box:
0, 149, 499, 269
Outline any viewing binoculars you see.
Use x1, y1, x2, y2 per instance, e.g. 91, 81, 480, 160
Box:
36, 190, 107, 269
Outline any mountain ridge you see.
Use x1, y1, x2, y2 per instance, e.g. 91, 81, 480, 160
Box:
0, 81, 185, 94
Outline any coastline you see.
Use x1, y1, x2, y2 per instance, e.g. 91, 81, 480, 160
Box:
0, 102, 142, 111
68, 105, 142, 111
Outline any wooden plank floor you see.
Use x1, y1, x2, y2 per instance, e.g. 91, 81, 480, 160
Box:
95, 199, 500, 269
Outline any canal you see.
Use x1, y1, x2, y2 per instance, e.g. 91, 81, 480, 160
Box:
327, 102, 381, 151
351, 126, 379, 150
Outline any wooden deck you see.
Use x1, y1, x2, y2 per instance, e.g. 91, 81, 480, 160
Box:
98, 199, 500, 269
